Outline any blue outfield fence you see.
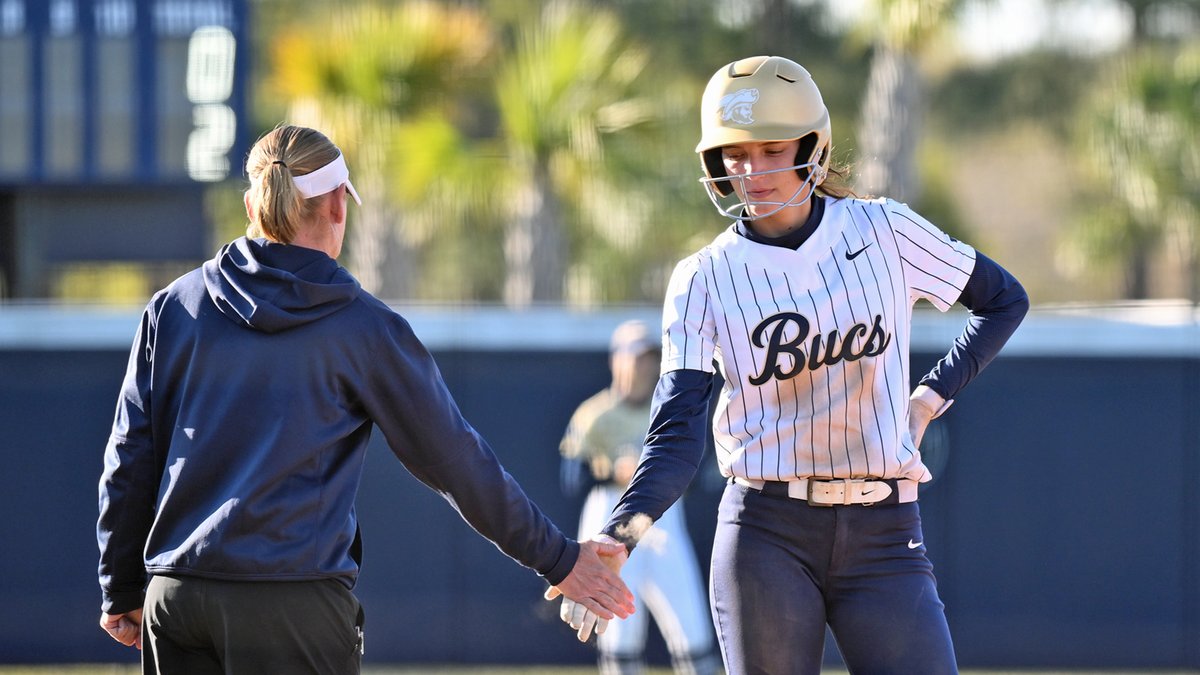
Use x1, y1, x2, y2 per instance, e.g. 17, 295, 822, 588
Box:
0, 302, 1198, 667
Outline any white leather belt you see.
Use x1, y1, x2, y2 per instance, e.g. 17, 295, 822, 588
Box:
733, 476, 918, 506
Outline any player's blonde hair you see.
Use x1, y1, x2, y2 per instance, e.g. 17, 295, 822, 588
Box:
244, 125, 340, 244
792, 132, 857, 201
818, 161, 858, 200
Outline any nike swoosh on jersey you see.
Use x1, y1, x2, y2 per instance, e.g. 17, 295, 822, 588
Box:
845, 243, 873, 260
907, 539, 923, 549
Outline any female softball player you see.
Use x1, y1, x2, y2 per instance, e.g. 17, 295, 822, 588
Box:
97, 125, 633, 674
555, 56, 1029, 674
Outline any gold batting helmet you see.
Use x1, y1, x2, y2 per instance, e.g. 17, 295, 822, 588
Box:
696, 56, 831, 220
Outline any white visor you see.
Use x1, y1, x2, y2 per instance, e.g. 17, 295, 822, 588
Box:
291, 151, 362, 206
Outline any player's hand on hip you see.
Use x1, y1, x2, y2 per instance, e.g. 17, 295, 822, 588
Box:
908, 385, 949, 449
100, 609, 143, 650
544, 535, 633, 638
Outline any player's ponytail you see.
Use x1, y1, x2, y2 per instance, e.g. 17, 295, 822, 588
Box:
818, 160, 859, 200
791, 133, 858, 201
244, 125, 340, 243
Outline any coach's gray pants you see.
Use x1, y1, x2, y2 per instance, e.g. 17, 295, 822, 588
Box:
710, 482, 957, 675
143, 574, 363, 675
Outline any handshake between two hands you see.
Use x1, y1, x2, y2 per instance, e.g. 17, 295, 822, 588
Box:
544, 535, 634, 642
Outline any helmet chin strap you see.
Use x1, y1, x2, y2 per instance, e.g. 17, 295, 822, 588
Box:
701, 162, 826, 222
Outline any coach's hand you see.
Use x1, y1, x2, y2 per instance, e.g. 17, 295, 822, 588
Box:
908, 385, 950, 449
545, 535, 633, 641
100, 609, 143, 650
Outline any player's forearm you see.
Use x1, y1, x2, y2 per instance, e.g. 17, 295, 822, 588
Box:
602, 369, 713, 551
603, 452, 701, 550
920, 252, 1029, 400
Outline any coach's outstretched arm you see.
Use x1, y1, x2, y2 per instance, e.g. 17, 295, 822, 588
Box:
358, 310, 635, 621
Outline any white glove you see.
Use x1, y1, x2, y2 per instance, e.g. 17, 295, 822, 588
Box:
559, 595, 610, 642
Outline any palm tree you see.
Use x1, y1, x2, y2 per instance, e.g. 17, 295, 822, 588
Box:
852, 0, 961, 202
1062, 0, 1199, 299
265, 1, 495, 299
490, 0, 653, 306
1068, 44, 1200, 299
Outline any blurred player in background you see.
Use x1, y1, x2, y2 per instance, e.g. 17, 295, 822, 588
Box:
97, 124, 633, 674
559, 320, 719, 675
551, 55, 1029, 674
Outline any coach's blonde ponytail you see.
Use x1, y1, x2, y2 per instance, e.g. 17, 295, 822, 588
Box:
244, 125, 341, 243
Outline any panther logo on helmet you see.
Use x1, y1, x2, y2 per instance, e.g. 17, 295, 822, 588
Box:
718, 88, 759, 126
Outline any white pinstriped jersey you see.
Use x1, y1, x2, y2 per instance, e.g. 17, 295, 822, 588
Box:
661, 197, 976, 483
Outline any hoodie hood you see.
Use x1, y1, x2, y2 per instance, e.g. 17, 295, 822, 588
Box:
202, 237, 361, 333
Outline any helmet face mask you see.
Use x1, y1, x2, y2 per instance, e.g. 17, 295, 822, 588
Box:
700, 135, 828, 222
696, 56, 832, 222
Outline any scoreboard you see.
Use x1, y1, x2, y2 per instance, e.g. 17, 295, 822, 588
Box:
0, 0, 248, 185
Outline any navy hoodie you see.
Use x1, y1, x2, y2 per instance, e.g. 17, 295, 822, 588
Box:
97, 237, 577, 614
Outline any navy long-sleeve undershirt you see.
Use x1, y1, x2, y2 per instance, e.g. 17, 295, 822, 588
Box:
919, 251, 1029, 401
